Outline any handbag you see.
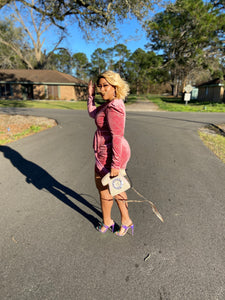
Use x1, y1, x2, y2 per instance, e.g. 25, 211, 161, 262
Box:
102, 169, 164, 222
101, 169, 131, 196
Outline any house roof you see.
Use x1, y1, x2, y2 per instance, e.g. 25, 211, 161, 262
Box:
198, 76, 225, 87
0, 69, 87, 86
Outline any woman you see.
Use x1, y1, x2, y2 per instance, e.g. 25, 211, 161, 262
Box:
88, 70, 133, 236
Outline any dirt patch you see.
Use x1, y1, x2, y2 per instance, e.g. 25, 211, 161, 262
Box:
199, 123, 225, 137
0, 114, 57, 144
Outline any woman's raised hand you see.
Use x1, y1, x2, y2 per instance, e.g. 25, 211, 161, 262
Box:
88, 80, 95, 97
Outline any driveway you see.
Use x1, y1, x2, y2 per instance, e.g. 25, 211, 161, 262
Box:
126, 100, 160, 111
0, 107, 225, 299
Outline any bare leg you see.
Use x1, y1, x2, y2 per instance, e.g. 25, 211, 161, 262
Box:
95, 172, 114, 232
115, 191, 133, 235
99, 188, 114, 227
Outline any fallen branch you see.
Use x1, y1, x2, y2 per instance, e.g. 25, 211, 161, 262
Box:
117, 186, 164, 223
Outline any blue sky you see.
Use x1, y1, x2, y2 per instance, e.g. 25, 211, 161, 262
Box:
59, 18, 149, 60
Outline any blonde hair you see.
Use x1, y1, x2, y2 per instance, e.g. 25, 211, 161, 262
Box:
97, 70, 130, 100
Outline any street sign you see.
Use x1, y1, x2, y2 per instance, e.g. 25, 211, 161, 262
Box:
184, 93, 191, 101
184, 92, 191, 105
184, 85, 193, 93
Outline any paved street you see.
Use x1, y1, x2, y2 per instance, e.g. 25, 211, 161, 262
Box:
0, 107, 225, 299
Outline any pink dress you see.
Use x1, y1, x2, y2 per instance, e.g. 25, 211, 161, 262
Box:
88, 96, 131, 177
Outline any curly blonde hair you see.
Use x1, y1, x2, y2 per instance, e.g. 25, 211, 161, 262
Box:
97, 70, 130, 100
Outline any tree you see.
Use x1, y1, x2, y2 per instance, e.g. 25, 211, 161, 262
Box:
0, 0, 156, 39
72, 52, 89, 80
210, 0, 225, 58
211, 0, 225, 9
0, 18, 32, 68
88, 44, 131, 81
145, 0, 223, 96
100, 47, 115, 71
113, 44, 131, 76
47, 49, 73, 74
90, 48, 107, 80
0, 0, 65, 69
125, 48, 164, 94
94, 44, 131, 76
0, 41, 22, 69
126, 48, 147, 94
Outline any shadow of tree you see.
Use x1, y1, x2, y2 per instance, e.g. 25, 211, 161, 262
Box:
160, 97, 182, 104
0, 100, 27, 107
0, 145, 101, 227
160, 97, 219, 106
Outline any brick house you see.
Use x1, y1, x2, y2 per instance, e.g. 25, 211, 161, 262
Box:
0, 69, 88, 100
197, 77, 225, 102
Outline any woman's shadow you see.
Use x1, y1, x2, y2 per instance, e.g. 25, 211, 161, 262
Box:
0, 145, 101, 227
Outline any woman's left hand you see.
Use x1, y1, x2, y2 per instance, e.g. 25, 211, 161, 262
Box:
110, 168, 120, 177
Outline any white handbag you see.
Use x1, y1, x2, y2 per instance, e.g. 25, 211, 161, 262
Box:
101, 169, 131, 196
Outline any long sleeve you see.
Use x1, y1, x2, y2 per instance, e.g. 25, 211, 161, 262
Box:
87, 95, 97, 119
106, 100, 125, 170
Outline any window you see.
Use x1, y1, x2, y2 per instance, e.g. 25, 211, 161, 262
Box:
0, 83, 11, 97
47, 85, 58, 99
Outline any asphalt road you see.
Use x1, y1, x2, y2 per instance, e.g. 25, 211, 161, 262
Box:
0, 107, 225, 300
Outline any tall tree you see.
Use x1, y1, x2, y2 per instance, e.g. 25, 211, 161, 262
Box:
90, 48, 107, 79
113, 44, 131, 76
126, 48, 164, 94
145, 0, 223, 96
101, 47, 115, 71
0, 0, 65, 69
48, 49, 73, 74
210, 0, 225, 58
72, 52, 89, 80
0, 18, 32, 68
98, 44, 131, 75
0, 0, 157, 38
89, 44, 131, 80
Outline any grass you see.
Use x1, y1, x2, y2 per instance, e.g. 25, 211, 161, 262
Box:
199, 131, 225, 164
0, 125, 45, 145
147, 95, 225, 112
0, 99, 88, 110
1, 95, 225, 112
0, 95, 139, 110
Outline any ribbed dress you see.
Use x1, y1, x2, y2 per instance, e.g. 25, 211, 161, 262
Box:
88, 96, 131, 177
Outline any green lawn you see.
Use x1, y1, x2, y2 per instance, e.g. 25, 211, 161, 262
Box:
0, 99, 87, 110
1, 95, 225, 112
199, 131, 225, 164
0, 96, 136, 110
147, 95, 225, 112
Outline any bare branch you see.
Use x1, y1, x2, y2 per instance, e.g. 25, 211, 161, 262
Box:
0, 36, 33, 68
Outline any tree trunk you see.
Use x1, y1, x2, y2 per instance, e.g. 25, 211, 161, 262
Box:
171, 83, 178, 97
136, 80, 140, 95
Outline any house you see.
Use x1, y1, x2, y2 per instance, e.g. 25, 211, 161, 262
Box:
197, 77, 225, 102
0, 69, 88, 101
